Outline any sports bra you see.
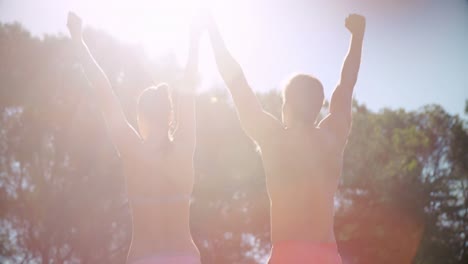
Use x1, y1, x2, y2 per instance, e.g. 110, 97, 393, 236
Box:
129, 194, 192, 205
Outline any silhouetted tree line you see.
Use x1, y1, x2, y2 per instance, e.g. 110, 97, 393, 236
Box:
0, 23, 467, 264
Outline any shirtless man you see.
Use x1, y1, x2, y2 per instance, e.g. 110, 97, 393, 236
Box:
67, 12, 201, 264
206, 14, 366, 263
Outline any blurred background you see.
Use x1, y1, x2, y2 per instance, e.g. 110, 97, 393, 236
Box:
0, 0, 467, 263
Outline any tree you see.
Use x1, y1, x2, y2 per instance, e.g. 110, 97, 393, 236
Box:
0, 23, 467, 263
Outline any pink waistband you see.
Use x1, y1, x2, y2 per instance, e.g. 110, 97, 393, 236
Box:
130, 255, 201, 264
269, 241, 342, 264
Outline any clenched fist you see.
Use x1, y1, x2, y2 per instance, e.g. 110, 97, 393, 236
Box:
67, 12, 83, 42
345, 14, 366, 37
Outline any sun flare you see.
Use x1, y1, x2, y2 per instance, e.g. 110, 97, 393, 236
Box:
77, 0, 231, 55
72, 0, 257, 87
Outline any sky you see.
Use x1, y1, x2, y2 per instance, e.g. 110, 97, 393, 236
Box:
1, 0, 467, 115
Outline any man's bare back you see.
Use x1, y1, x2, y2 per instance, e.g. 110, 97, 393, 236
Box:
260, 127, 344, 243
205, 12, 365, 263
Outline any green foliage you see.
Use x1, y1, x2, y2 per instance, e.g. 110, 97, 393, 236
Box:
0, 23, 467, 263
465, 99, 468, 115
338, 104, 468, 263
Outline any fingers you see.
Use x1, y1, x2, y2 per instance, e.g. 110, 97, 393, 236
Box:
68, 11, 77, 23
66, 11, 84, 41
189, 9, 216, 42
348, 13, 364, 19
67, 11, 82, 25
345, 13, 366, 30
197, 9, 216, 32
346, 13, 365, 23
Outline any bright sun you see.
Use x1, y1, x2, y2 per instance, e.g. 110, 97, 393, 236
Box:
74, 0, 256, 86
79, 0, 235, 56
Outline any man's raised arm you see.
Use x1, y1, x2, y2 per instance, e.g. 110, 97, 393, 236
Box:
321, 14, 366, 141
206, 15, 283, 141
67, 12, 141, 156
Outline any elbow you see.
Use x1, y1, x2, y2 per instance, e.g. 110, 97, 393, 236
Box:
338, 77, 357, 93
341, 70, 359, 87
